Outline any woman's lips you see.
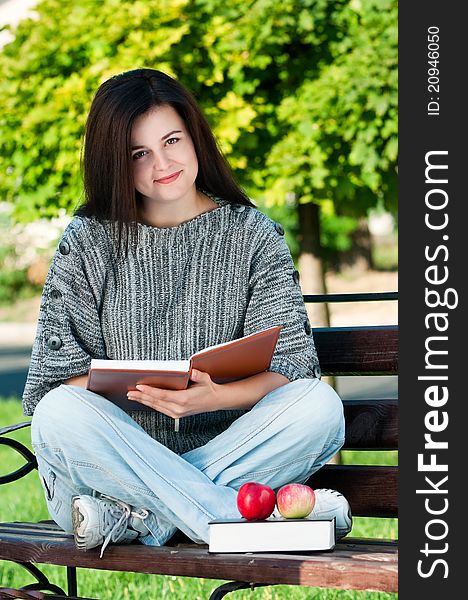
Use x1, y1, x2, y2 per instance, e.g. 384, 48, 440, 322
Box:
155, 170, 182, 184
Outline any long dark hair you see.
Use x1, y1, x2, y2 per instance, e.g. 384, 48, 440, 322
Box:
76, 68, 254, 254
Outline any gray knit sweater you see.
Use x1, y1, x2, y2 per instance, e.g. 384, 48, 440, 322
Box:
23, 197, 320, 454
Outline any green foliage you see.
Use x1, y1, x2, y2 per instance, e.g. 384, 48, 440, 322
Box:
0, 266, 38, 304
263, 0, 398, 214
0, 0, 397, 226
0, 222, 39, 305
256, 198, 359, 261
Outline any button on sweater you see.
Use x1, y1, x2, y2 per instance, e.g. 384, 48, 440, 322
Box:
23, 197, 320, 454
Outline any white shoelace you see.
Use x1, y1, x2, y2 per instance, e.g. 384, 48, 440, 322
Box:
315, 488, 343, 496
99, 494, 149, 558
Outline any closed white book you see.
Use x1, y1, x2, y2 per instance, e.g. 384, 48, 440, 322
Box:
208, 517, 335, 553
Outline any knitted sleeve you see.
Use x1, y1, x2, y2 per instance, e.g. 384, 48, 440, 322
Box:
243, 221, 320, 383
22, 217, 109, 415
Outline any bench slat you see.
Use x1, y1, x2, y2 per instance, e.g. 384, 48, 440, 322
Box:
342, 399, 398, 450
307, 465, 398, 518
0, 523, 397, 593
313, 326, 398, 375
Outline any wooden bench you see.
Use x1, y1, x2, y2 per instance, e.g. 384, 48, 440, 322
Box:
0, 292, 398, 599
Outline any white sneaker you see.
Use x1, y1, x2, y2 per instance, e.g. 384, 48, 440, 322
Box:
308, 488, 352, 539
72, 494, 149, 557
271, 488, 352, 538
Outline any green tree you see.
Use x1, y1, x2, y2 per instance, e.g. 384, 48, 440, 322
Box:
191, 0, 397, 322
0, 0, 397, 323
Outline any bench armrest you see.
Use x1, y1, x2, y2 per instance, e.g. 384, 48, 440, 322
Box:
0, 420, 37, 484
0, 420, 32, 436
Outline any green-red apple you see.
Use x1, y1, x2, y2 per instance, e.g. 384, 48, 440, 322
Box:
276, 483, 316, 518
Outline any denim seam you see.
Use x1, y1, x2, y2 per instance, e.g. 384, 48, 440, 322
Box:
64, 386, 217, 521
69, 460, 160, 498
235, 450, 321, 479
200, 378, 321, 471
32, 443, 64, 453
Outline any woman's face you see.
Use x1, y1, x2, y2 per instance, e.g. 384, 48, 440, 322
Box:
130, 104, 199, 207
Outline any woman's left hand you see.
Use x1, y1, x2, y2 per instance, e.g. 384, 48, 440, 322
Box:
127, 369, 222, 418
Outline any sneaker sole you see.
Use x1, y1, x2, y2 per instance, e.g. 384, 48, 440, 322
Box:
71, 500, 87, 551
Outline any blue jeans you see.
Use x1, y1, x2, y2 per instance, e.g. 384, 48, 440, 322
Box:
31, 378, 345, 545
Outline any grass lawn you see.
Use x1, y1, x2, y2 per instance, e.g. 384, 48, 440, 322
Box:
0, 398, 397, 599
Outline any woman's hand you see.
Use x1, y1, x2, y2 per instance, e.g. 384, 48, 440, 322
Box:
127, 369, 222, 419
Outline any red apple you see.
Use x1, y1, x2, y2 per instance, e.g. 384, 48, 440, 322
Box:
276, 483, 316, 518
236, 482, 276, 520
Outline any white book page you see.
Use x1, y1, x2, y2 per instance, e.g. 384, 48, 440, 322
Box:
90, 359, 190, 372
192, 326, 278, 357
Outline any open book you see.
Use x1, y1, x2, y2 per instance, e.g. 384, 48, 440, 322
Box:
208, 516, 336, 553
86, 325, 282, 413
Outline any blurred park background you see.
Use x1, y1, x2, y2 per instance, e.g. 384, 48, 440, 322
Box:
0, 0, 397, 598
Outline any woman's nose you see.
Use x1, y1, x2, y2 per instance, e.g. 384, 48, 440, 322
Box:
152, 150, 171, 172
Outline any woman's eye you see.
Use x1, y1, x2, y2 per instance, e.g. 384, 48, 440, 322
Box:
132, 150, 147, 160
165, 137, 180, 146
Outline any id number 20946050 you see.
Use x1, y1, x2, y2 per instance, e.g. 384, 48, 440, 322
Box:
427, 25, 440, 116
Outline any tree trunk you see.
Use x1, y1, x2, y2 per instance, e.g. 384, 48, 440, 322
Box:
297, 202, 330, 328
297, 202, 340, 464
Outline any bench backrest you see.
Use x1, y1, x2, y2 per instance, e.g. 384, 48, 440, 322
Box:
305, 294, 398, 520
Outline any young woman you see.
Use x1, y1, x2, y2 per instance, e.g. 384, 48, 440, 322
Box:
23, 68, 351, 556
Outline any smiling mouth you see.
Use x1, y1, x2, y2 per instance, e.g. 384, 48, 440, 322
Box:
155, 171, 182, 184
